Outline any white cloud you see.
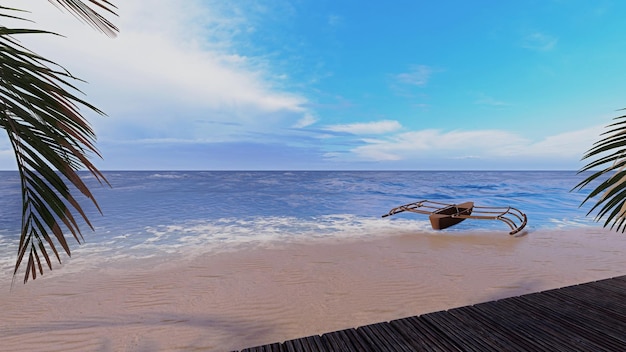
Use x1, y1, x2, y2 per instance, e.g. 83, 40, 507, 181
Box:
350, 129, 526, 160
473, 92, 509, 107
521, 32, 558, 51
0, 2, 606, 171
324, 120, 403, 135
10, 0, 310, 143
395, 65, 433, 86
293, 114, 318, 128
514, 125, 604, 158
335, 125, 604, 164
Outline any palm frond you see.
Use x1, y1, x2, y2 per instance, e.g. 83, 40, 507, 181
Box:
0, 3, 115, 282
574, 111, 626, 232
48, 0, 118, 37
0, 6, 33, 22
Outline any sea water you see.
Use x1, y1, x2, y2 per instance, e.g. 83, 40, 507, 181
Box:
0, 171, 602, 276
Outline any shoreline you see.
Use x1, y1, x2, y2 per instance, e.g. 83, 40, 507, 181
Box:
1, 227, 625, 351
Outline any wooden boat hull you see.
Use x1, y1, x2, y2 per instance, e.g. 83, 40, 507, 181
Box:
382, 200, 527, 235
428, 202, 473, 230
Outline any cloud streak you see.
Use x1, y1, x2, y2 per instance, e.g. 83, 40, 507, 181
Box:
15, 0, 311, 144
324, 120, 402, 135
473, 92, 509, 107
521, 31, 558, 51
323, 125, 603, 168
395, 65, 434, 86
0, 1, 608, 172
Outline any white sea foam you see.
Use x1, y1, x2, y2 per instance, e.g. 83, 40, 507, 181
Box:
148, 173, 186, 179
2, 215, 434, 278
0, 171, 609, 281
546, 217, 596, 229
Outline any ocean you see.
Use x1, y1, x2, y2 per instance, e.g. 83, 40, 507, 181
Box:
0, 170, 602, 278
2, 170, 625, 351
0, 171, 597, 271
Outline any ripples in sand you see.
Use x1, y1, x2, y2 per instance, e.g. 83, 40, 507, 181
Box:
1, 227, 625, 351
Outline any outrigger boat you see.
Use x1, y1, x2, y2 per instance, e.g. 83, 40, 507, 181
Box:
382, 200, 527, 235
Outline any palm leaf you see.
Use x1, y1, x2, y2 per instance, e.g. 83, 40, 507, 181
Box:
0, 3, 117, 283
574, 111, 626, 232
48, 0, 118, 37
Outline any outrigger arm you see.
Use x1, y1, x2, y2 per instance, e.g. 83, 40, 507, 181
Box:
382, 200, 528, 235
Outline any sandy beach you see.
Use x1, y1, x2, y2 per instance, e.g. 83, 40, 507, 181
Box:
1, 227, 625, 351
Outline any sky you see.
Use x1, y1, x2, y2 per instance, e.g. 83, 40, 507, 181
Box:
1, 0, 625, 170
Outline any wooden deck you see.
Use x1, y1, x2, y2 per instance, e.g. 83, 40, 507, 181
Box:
237, 275, 626, 351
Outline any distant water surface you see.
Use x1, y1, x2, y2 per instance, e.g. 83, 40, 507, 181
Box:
0, 171, 602, 274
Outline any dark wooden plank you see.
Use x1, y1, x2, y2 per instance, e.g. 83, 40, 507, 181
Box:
569, 282, 625, 301
586, 278, 626, 299
282, 338, 304, 352
283, 335, 327, 352
321, 328, 369, 352
305, 335, 328, 351
466, 300, 564, 351
545, 288, 626, 324
355, 322, 415, 352
508, 294, 617, 351
567, 278, 626, 298
472, 298, 579, 352
446, 305, 543, 352
612, 275, 626, 285
593, 275, 626, 286
547, 287, 626, 323
389, 316, 464, 352
507, 295, 622, 351
239, 343, 282, 352
422, 308, 507, 352
238, 276, 626, 352
515, 291, 626, 349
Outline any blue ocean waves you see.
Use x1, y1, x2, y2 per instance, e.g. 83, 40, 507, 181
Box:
0, 170, 603, 264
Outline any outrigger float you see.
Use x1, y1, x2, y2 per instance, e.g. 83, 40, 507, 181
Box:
382, 200, 528, 235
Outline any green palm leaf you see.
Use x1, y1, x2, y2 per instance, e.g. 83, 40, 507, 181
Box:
0, 2, 117, 283
574, 110, 626, 232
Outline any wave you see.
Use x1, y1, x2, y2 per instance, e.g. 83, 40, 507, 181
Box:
0, 171, 609, 280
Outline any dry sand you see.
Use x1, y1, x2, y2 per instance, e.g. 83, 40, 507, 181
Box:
1, 227, 625, 351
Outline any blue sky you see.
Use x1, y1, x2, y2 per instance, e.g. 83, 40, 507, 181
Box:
1, 0, 625, 170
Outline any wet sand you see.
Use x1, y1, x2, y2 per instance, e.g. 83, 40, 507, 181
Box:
1, 227, 625, 351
